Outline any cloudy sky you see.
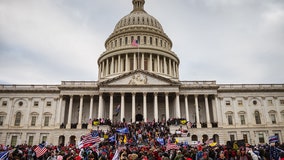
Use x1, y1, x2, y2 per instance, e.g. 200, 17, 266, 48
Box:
0, 0, 283, 85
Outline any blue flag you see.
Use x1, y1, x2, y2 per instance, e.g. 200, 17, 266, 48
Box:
116, 127, 129, 134
157, 138, 165, 145
109, 135, 116, 142
0, 151, 9, 160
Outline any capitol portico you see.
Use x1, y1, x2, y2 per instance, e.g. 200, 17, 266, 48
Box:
0, 0, 284, 147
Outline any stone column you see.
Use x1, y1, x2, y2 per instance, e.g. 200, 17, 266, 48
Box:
25, 98, 32, 128
215, 96, 223, 127
169, 59, 173, 76
157, 55, 160, 73
205, 95, 212, 128
78, 95, 84, 129
143, 92, 147, 122
106, 59, 109, 75
184, 95, 189, 121
88, 95, 94, 129
232, 97, 238, 126
194, 95, 201, 128
121, 93, 125, 122
149, 54, 152, 72
118, 55, 121, 73
175, 93, 181, 118
134, 53, 137, 70
165, 92, 169, 121
98, 93, 103, 119
141, 53, 145, 70
101, 61, 104, 77
126, 54, 129, 72
109, 93, 114, 121
163, 57, 167, 74
67, 95, 73, 129
132, 92, 136, 123
56, 95, 63, 128
6, 98, 14, 127
154, 92, 158, 122
39, 98, 45, 128
110, 57, 114, 74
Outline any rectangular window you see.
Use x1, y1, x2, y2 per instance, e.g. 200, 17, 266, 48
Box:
270, 114, 276, 124
125, 37, 128, 45
268, 100, 273, 106
28, 136, 34, 146
11, 136, 17, 146
150, 37, 152, 45
0, 116, 4, 126
243, 134, 248, 143
230, 134, 235, 141
42, 136, 47, 143
119, 38, 122, 46
280, 100, 284, 105
259, 133, 265, 143
238, 100, 243, 106
155, 38, 158, 46
34, 101, 39, 106
240, 115, 245, 125
46, 101, 51, 107
225, 101, 231, 106
131, 36, 134, 42
228, 115, 233, 125
137, 36, 140, 44
2, 101, 7, 106
144, 36, 146, 44
44, 116, 49, 126
31, 116, 36, 126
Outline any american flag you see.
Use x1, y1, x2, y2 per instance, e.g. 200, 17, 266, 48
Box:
166, 143, 180, 151
79, 131, 101, 148
131, 39, 139, 47
34, 144, 47, 158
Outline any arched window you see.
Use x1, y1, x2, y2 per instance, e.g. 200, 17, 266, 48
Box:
255, 111, 261, 124
191, 135, 198, 141
14, 112, 21, 126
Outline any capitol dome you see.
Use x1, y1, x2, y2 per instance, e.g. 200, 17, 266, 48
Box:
98, 0, 180, 82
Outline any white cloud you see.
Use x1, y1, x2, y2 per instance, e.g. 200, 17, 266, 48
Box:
0, 0, 283, 84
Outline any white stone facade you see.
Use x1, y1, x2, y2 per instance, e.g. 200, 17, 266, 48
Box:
0, 0, 283, 146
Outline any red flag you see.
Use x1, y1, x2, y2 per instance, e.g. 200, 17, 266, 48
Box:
34, 144, 47, 158
131, 39, 139, 47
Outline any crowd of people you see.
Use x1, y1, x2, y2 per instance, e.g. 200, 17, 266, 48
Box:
1, 121, 284, 160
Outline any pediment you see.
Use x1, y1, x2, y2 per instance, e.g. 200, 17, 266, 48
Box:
100, 70, 179, 86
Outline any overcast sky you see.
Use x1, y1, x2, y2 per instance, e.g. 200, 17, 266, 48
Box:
0, 0, 284, 85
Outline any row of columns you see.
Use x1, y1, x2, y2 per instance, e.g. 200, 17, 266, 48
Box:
62, 93, 217, 129
99, 52, 179, 78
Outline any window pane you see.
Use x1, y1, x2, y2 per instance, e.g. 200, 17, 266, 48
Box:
31, 116, 36, 126
15, 112, 21, 126
230, 135, 235, 141
270, 114, 276, 124
0, 116, 4, 126
259, 133, 265, 143
255, 111, 261, 124
11, 136, 17, 146
228, 115, 233, 125
240, 115, 245, 125
28, 136, 34, 146
44, 116, 49, 126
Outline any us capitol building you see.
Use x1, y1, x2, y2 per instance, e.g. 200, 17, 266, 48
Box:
0, 0, 283, 147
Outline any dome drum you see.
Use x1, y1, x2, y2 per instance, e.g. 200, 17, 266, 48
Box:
98, 0, 180, 82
